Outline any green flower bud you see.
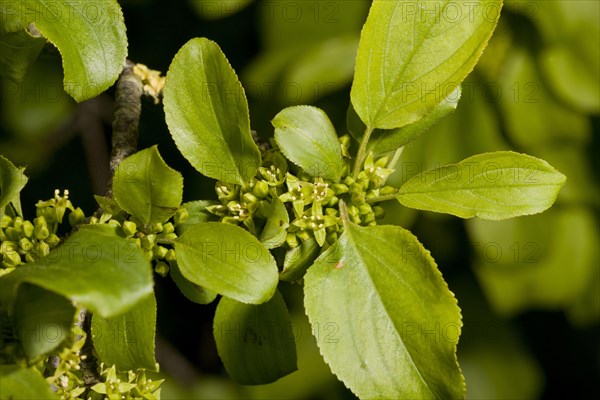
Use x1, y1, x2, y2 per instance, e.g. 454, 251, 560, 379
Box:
252, 181, 270, 199
351, 192, 366, 206
332, 183, 349, 195
122, 221, 137, 238
12, 217, 23, 231
339, 134, 351, 149
144, 250, 153, 261
47, 234, 60, 247
154, 262, 170, 277
286, 232, 299, 248
141, 234, 156, 251
358, 204, 372, 215
19, 238, 33, 252
348, 183, 363, 195
363, 212, 376, 224
351, 215, 362, 225
165, 249, 177, 263
242, 192, 258, 205
347, 205, 359, 217
22, 221, 34, 238
35, 241, 50, 258
325, 208, 339, 217
174, 207, 190, 225
108, 219, 121, 228
216, 182, 239, 201
89, 216, 99, 225
326, 196, 339, 207
1, 215, 12, 229
380, 186, 398, 195
0, 229, 5, 241
296, 230, 311, 242
1, 241, 18, 256
69, 208, 86, 226
343, 176, 355, 186
5, 227, 20, 242
162, 223, 175, 235
34, 225, 49, 241
2, 249, 21, 268
149, 222, 163, 234
162, 233, 177, 241
25, 253, 37, 264
326, 232, 339, 245
153, 246, 168, 260
373, 206, 386, 219
133, 238, 141, 248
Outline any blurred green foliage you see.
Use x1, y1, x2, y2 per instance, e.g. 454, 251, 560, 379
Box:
0, 0, 597, 398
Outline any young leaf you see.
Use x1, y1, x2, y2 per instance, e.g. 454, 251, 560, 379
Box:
0, 365, 59, 399
14, 284, 75, 360
348, 86, 461, 155
164, 37, 261, 185
0, 155, 27, 218
174, 223, 278, 304
272, 106, 344, 181
0, 225, 153, 318
92, 293, 158, 371
213, 291, 297, 384
170, 262, 217, 304
280, 237, 320, 282
259, 197, 290, 249
0, 30, 45, 83
396, 151, 567, 220
0, 0, 128, 102
304, 222, 465, 399
351, 0, 502, 129
113, 146, 183, 226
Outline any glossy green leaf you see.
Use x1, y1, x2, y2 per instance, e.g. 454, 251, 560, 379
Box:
14, 284, 75, 360
280, 237, 320, 282
304, 221, 464, 399
92, 293, 157, 371
273, 106, 343, 180
348, 86, 461, 155
0, 30, 45, 82
0, 0, 127, 102
214, 291, 297, 384
0, 155, 27, 217
259, 197, 289, 249
189, 0, 253, 20
0, 365, 58, 399
351, 0, 502, 129
164, 38, 261, 185
175, 223, 278, 304
170, 262, 217, 304
0, 225, 153, 318
397, 152, 566, 220
113, 146, 183, 226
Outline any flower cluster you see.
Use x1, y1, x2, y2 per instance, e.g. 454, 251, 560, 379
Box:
207, 137, 397, 249
1, 190, 84, 272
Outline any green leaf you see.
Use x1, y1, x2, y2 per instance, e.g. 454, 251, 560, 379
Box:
175, 223, 278, 304
14, 284, 75, 360
351, 0, 502, 129
0, 155, 27, 217
92, 293, 157, 371
397, 151, 567, 220
348, 86, 461, 155
272, 106, 343, 180
189, 0, 253, 20
259, 197, 290, 249
0, 0, 128, 102
213, 290, 297, 384
113, 146, 183, 226
0, 365, 59, 399
304, 221, 464, 399
0, 30, 45, 82
175, 200, 220, 235
0, 225, 153, 318
164, 37, 261, 185
280, 237, 320, 282
170, 262, 217, 305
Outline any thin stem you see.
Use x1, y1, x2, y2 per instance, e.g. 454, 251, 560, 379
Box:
352, 126, 374, 179
366, 193, 397, 204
